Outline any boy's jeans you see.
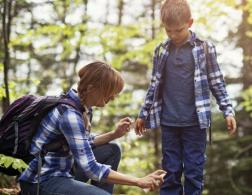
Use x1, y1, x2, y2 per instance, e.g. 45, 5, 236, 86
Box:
160, 125, 207, 195
20, 143, 121, 195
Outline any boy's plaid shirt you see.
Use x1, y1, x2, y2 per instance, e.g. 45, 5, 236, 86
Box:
139, 32, 235, 129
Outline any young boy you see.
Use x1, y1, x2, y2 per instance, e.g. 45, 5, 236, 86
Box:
135, 0, 237, 194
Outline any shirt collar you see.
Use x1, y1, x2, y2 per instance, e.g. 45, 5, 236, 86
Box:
65, 88, 85, 112
161, 31, 203, 49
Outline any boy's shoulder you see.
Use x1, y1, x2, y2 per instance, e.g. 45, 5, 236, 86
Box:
155, 32, 215, 52
192, 32, 216, 49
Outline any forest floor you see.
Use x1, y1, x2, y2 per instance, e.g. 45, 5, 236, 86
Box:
0, 186, 20, 195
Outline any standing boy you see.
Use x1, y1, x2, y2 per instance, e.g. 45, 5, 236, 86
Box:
135, 0, 237, 194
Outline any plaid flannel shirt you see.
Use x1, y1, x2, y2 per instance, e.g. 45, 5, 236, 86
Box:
19, 89, 111, 183
139, 32, 234, 129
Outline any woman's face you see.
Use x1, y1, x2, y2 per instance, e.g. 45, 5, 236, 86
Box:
85, 87, 117, 107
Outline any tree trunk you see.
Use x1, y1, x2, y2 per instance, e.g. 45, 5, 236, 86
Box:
2, 0, 13, 112
236, 0, 252, 134
237, 0, 252, 89
150, 0, 161, 169
151, 0, 156, 39
117, 0, 124, 25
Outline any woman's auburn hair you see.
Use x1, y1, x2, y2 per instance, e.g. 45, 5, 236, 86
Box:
77, 61, 124, 105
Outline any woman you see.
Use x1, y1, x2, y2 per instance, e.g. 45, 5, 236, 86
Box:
19, 61, 166, 195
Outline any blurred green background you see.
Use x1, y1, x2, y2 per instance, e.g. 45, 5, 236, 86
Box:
0, 0, 252, 194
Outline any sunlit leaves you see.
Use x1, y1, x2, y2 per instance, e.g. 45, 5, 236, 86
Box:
0, 154, 27, 173
245, 0, 252, 24
240, 86, 252, 117
89, 24, 143, 68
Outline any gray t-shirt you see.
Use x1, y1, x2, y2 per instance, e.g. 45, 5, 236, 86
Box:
161, 40, 198, 126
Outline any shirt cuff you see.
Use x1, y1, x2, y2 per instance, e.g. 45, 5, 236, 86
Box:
223, 107, 235, 118
99, 165, 111, 182
88, 133, 96, 146
139, 109, 148, 119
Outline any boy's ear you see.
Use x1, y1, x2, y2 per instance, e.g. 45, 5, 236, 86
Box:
188, 18, 193, 27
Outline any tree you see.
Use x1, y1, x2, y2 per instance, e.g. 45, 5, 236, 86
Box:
1, 0, 13, 112
237, 0, 252, 89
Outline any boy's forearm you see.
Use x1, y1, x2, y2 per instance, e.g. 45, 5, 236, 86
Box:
210, 81, 234, 116
206, 42, 235, 116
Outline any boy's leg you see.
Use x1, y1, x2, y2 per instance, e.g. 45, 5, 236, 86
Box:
182, 126, 207, 195
160, 126, 183, 195
74, 143, 121, 194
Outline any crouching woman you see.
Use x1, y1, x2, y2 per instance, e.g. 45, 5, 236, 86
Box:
19, 61, 165, 195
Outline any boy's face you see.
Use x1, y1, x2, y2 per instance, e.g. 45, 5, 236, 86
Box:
164, 19, 193, 46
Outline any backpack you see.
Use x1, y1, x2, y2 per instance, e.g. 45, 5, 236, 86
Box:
0, 94, 81, 176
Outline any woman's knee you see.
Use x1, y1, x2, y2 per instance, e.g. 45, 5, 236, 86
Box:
109, 143, 121, 158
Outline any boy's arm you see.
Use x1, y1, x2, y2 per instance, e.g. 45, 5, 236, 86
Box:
139, 45, 161, 119
205, 42, 234, 116
206, 42, 236, 133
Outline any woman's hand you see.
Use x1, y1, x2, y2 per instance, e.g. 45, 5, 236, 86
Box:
113, 117, 133, 139
136, 170, 166, 191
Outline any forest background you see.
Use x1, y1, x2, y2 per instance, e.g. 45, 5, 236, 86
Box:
0, 0, 252, 194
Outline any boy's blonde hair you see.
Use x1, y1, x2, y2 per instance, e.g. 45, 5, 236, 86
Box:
77, 61, 124, 106
161, 0, 191, 26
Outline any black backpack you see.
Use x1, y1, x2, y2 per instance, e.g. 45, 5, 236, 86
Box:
0, 94, 81, 176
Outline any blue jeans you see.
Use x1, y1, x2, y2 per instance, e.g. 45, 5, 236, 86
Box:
74, 143, 121, 193
160, 126, 207, 195
20, 143, 121, 195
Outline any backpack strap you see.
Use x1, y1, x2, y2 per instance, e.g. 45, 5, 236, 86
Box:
36, 96, 83, 195
203, 41, 212, 145
42, 96, 82, 154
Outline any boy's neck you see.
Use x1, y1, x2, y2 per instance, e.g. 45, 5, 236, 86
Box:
173, 30, 191, 48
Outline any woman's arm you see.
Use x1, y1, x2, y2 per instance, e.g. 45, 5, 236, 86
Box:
105, 169, 166, 191
58, 107, 111, 182
93, 131, 116, 146
93, 117, 132, 146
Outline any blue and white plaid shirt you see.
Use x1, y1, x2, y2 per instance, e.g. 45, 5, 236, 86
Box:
19, 89, 111, 183
139, 32, 234, 129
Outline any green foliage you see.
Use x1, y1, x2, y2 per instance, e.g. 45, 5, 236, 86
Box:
0, 63, 5, 99
240, 86, 252, 118
115, 137, 159, 195
92, 91, 162, 195
0, 154, 27, 173
206, 135, 252, 195
245, 0, 252, 24
1, 0, 252, 194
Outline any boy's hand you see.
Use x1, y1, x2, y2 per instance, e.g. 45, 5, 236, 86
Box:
225, 115, 237, 135
135, 118, 146, 136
